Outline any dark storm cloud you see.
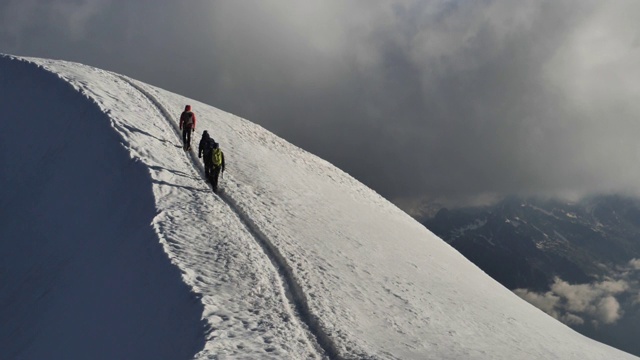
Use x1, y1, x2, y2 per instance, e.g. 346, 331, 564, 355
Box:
3, 0, 640, 208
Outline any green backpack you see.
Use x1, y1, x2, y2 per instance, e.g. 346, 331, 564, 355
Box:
212, 148, 223, 167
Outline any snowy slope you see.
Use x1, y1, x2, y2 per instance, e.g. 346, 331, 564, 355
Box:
1, 54, 636, 360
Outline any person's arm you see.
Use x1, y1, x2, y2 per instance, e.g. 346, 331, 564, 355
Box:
192, 113, 196, 132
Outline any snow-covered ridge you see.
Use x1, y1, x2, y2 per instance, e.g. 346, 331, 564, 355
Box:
1, 54, 636, 359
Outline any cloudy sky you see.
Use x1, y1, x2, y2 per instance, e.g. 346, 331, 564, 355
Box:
3, 0, 640, 210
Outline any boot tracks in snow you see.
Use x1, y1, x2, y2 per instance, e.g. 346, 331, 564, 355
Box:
116, 75, 342, 360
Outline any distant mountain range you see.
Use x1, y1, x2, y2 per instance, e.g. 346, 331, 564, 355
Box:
423, 195, 640, 290
421, 194, 640, 356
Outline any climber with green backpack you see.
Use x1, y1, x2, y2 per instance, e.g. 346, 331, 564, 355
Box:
209, 142, 225, 193
198, 130, 225, 193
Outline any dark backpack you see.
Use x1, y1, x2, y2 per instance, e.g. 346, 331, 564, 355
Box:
203, 138, 216, 156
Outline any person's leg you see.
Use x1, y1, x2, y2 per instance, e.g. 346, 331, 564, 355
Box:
182, 129, 188, 148
211, 167, 221, 192
204, 157, 213, 179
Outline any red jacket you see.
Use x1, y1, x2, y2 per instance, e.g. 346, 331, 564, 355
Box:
179, 111, 196, 130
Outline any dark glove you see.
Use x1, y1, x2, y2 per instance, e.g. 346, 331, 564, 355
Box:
192, 128, 195, 133
198, 154, 201, 158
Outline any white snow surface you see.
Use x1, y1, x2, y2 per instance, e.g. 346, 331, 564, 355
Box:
1, 54, 636, 360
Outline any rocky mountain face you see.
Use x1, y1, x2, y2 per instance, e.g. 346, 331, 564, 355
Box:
423, 195, 640, 291
421, 195, 640, 356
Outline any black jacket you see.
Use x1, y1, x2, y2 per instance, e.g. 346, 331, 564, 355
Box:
198, 134, 214, 158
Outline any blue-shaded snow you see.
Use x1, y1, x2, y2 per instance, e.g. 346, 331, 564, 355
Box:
0, 56, 205, 360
